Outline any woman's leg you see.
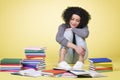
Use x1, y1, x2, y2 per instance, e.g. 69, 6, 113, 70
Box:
72, 34, 88, 69
58, 29, 73, 69
63, 29, 75, 64
73, 34, 88, 63
58, 48, 66, 63
59, 29, 74, 62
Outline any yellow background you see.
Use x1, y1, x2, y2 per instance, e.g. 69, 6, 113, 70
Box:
0, 0, 120, 80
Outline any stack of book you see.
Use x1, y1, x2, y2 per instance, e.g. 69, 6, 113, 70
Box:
0, 58, 22, 72
24, 47, 46, 59
88, 58, 113, 72
22, 59, 46, 70
22, 47, 46, 70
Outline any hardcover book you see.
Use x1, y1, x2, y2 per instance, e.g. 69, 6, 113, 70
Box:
89, 58, 112, 63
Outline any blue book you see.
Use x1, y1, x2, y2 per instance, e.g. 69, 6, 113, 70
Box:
88, 58, 112, 63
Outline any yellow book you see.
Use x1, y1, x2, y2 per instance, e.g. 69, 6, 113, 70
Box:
93, 63, 113, 67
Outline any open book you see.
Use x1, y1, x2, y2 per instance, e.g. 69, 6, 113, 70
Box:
53, 67, 106, 78
11, 69, 42, 77
41, 69, 66, 76
11, 68, 106, 78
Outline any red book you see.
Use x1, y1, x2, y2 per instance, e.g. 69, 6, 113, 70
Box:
0, 64, 22, 67
0, 70, 19, 72
26, 55, 46, 58
42, 69, 67, 76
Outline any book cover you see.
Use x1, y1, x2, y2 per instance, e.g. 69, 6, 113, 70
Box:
25, 50, 45, 53
91, 62, 113, 67
53, 67, 106, 78
61, 72, 77, 78
22, 59, 45, 62
11, 68, 42, 77
89, 58, 112, 63
26, 55, 46, 58
94, 67, 113, 70
42, 69, 67, 76
24, 47, 46, 50
0, 64, 22, 67
70, 70, 106, 78
0, 58, 22, 64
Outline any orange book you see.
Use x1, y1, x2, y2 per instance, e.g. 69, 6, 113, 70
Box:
42, 69, 67, 76
95, 67, 113, 70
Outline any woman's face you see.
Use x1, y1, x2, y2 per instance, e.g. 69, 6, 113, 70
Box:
69, 14, 80, 28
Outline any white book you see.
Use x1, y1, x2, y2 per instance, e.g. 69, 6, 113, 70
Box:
53, 67, 106, 78
11, 69, 42, 77
70, 70, 106, 78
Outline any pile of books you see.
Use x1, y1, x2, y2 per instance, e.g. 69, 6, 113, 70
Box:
41, 68, 106, 78
24, 47, 46, 59
0, 58, 22, 72
22, 47, 46, 70
22, 59, 46, 70
88, 58, 113, 72
11, 66, 106, 78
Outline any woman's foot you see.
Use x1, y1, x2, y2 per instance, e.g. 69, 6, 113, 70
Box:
72, 61, 84, 70
58, 61, 72, 70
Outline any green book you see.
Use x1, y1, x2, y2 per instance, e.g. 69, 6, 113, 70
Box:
25, 50, 45, 53
0, 58, 22, 64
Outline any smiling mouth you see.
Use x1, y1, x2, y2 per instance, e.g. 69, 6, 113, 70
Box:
72, 24, 76, 27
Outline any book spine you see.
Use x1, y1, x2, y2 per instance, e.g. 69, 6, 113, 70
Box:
25, 50, 45, 53
95, 67, 113, 70
1, 59, 22, 64
93, 63, 113, 67
89, 58, 112, 63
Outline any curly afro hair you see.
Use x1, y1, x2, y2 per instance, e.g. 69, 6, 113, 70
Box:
62, 7, 91, 28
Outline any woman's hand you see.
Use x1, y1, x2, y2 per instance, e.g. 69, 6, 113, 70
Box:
67, 40, 85, 57
74, 46, 85, 56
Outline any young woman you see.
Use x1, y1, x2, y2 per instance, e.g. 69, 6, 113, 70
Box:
56, 7, 91, 70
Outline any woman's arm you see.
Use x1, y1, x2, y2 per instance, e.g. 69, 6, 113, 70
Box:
67, 42, 85, 56
72, 26, 89, 39
56, 24, 68, 47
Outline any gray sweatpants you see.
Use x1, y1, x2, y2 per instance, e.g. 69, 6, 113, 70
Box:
60, 29, 88, 64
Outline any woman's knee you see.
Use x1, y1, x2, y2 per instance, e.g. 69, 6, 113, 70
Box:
75, 35, 87, 48
64, 30, 73, 42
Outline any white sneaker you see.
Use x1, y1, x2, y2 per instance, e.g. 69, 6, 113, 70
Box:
58, 61, 72, 70
72, 61, 84, 70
